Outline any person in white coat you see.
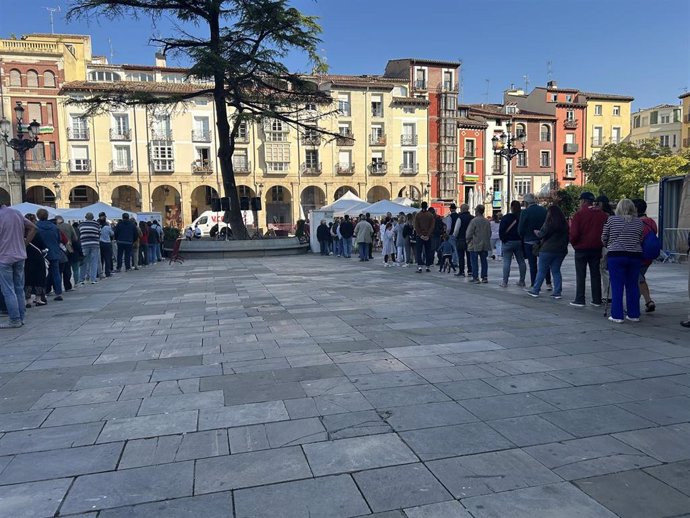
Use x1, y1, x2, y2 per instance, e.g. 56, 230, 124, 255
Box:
381, 222, 396, 267
394, 215, 407, 266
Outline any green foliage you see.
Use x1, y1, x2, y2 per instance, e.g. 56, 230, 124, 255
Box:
163, 226, 181, 241
556, 184, 600, 218
580, 140, 689, 200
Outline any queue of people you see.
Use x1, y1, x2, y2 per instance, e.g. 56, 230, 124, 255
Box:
0, 203, 164, 329
315, 193, 689, 328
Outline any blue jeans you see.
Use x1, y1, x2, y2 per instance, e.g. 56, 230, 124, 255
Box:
448, 235, 458, 266
0, 260, 26, 322
470, 251, 488, 280
81, 245, 100, 282
607, 255, 641, 320
525, 242, 551, 287
333, 238, 342, 256
155, 243, 162, 261
358, 242, 369, 260
319, 240, 328, 255
502, 240, 526, 284
47, 259, 63, 295
532, 252, 566, 295
148, 244, 157, 264
342, 238, 352, 258
117, 242, 133, 270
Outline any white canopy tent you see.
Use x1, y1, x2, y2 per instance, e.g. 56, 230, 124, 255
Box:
319, 191, 370, 217
345, 199, 411, 217
10, 202, 59, 219
392, 196, 414, 207
58, 201, 136, 221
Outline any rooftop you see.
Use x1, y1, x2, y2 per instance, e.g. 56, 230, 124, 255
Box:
582, 91, 635, 102
387, 57, 461, 67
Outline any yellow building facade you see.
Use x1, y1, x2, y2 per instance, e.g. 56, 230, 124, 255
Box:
583, 92, 634, 158
681, 92, 690, 148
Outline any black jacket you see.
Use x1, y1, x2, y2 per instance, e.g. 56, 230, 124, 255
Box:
454, 212, 474, 242
339, 220, 354, 239
499, 213, 521, 242
114, 219, 138, 244
317, 223, 330, 241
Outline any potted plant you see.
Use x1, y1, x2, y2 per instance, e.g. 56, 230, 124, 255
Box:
162, 226, 181, 256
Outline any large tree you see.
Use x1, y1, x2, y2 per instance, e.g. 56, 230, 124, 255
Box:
67, 0, 335, 239
580, 140, 689, 200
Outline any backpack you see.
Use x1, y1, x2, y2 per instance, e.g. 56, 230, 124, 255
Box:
641, 221, 661, 261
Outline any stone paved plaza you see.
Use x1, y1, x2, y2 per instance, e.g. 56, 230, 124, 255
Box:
0, 253, 689, 517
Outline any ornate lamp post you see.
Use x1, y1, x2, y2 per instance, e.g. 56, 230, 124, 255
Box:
0, 102, 41, 202
491, 120, 526, 207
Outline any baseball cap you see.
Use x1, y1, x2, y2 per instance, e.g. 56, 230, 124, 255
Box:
579, 192, 595, 202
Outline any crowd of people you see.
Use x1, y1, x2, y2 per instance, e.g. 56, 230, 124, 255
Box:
0, 203, 164, 329
316, 193, 690, 328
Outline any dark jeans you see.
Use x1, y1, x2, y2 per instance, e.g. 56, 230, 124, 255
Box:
524, 242, 551, 286
470, 251, 488, 280
100, 242, 113, 276
46, 259, 63, 295
430, 235, 441, 264
456, 240, 472, 274
608, 255, 641, 320
358, 242, 370, 260
319, 240, 328, 255
574, 249, 603, 304
63, 257, 74, 290
117, 242, 133, 270
415, 237, 432, 267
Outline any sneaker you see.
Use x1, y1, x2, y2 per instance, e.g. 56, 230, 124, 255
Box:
526, 290, 539, 297
481, 278, 488, 283
471, 278, 481, 284
546, 283, 553, 291
91, 281, 98, 284
516, 281, 526, 287
417, 267, 423, 273
34, 299, 47, 306
426, 267, 431, 272
0, 320, 22, 329
454, 273, 465, 277
608, 316, 624, 323
54, 296, 63, 301
551, 294, 562, 300
590, 302, 602, 307
402, 264, 408, 268
625, 316, 640, 322
499, 282, 508, 288
569, 301, 586, 307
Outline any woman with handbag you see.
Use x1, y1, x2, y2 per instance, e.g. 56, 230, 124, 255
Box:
526, 205, 569, 299
24, 214, 48, 307
498, 201, 526, 287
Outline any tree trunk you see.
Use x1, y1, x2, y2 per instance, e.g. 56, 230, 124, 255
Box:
209, 9, 249, 240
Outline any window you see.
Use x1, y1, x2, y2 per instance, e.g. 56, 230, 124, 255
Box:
27, 70, 39, 87
371, 151, 384, 172
633, 116, 640, 128
661, 114, 670, 124
565, 158, 575, 177
517, 152, 527, 167
492, 156, 502, 172
414, 68, 426, 89
232, 150, 249, 170
611, 127, 621, 144
550, 94, 557, 102
267, 162, 288, 173
660, 135, 670, 147
515, 179, 532, 196
337, 94, 350, 116
71, 187, 89, 202
304, 103, 316, 111
270, 186, 285, 202
113, 146, 131, 169
443, 70, 454, 90
305, 149, 319, 168
505, 105, 517, 114
402, 150, 416, 170
650, 111, 659, 125
441, 94, 457, 112
237, 121, 249, 140
88, 70, 121, 82
31, 143, 45, 161
464, 161, 475, 173
113, 114, 129, 135
673, 134, 678, 148
162, 74, 184, 83
151, 145, 174, 171
465, 139, 475, 157
47, 142, 56, 161
540, 151, 551, 167
338, 150, 351, 167
594, 105, 603, 116
338, 123, 351, 136
371, 95, 383, 117
265, 142, 290, 172
193, 116, 211, 141
126, 72, 154, 82
42, 70, 55, 88
395, 85, 408, 97
46, 104, 54, 125
28, 103, 42, 124
540, 124, 551, 142
71, 145, 90, 171
371, 124, 384, 143
566, 95, 573, 102
515, 123, 526, 139
613, 105, 621, 116
565, 133, 575, 144
566, 110, 575, 121
9, 69, 21, 87
593, 127, 603, 146
673, 109, 681, 122
152, 116, 171, 140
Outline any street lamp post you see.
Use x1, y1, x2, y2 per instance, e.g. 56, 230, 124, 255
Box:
491, 120, 526, 208
0, 102, 41, 203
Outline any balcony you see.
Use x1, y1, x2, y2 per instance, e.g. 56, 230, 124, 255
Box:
463, 173, 479, 183
69, 159, 92, 173
300, 162, 322, 175
464, 148, 476, 158
399, 163, 419, 175
110, 160, 133, 173
235, 133, 250, 144
338, 106, 351, 117
369, 134, 387, 146
591, 137, 605, 147
371, 107, 384, 118
335, 163, 355, 175
192, 130, 212, 142
414, 79, 427, 90
301, 134, 322, 146
540, 160, 551, 168
151, 129, 173, 141
110, 128, 131, 141
192, 160, 213, 173
492, 163, 503, 174
368, 162, 387, 175
563, 143, 579, 154
12, 159, 61, 172
232, 158, 251, 174
151, 159, 174, 173
401, 134, 418, 146
336, 132, 354, 146
563, 119, 578, 129
563, 169, 576, 180
67, 127, 90, 140
441, 81, 459, 92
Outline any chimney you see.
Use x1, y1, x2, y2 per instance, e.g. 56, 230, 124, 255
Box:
155, 52, 167, 68
547, 80, 558, 90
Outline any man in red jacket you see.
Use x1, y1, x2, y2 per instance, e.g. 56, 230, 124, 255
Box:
569, 192, 609, 307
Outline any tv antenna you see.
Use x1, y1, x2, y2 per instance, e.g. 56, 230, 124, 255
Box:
546, 60, 553, 82
44, 6, 61, 34
523, 74, 530, 92
458, 57, 464, 103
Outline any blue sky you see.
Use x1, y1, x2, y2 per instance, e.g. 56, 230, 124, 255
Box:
1, 0, 688, 109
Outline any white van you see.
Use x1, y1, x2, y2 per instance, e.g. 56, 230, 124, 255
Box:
190, 210, 256, 237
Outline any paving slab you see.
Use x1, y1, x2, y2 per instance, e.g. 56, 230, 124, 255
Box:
361, 384, 450, 408
645, 460, 690, 497
353, 463, 452, 512
98, 492, 234, 518
198, 400, 288, 429
97, 410, 198, 442
487, 415, 574, 447
0, 478, 72, 518
0, 422, 103, 455
321, 409, 392, 439
574, 470, 690, 518
403, 500, 472, 518
614, 424, 690, 462
234, 474, 369, 518
383, 402, 477, 431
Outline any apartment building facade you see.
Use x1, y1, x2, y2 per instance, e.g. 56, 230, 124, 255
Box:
582, 92, 634, 157
629, 104, 683, 152
1, 33, 430, 227
680, 92, 690, 148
